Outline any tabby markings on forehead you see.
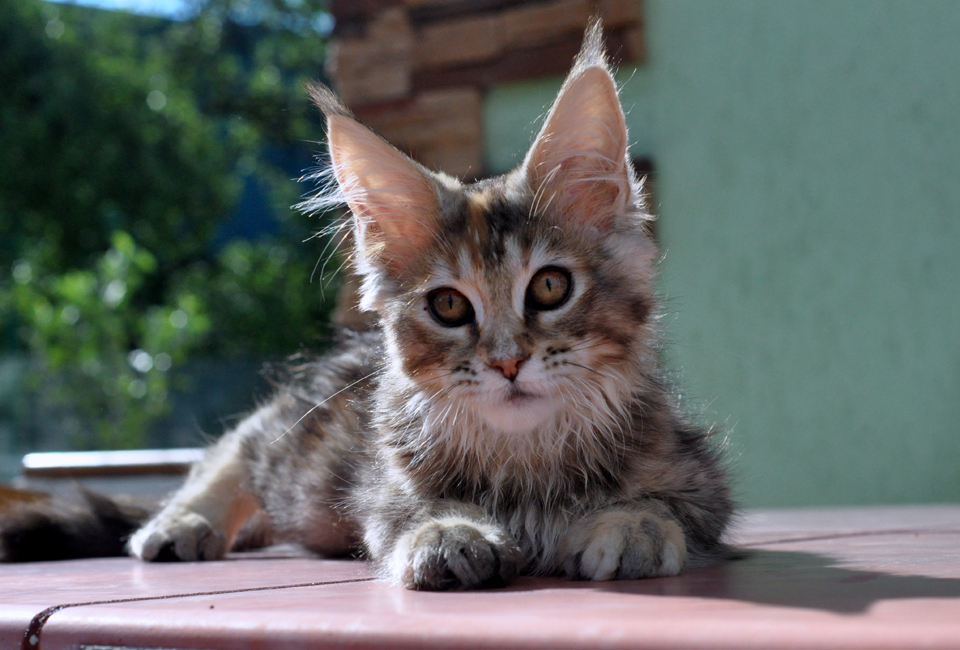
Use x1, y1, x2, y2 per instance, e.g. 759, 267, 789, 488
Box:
448, 190, 534, 253
464, 187, 495, 248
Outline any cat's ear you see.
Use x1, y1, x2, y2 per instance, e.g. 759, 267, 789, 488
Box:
522, 21, 631, 230
308, 84, 440, 275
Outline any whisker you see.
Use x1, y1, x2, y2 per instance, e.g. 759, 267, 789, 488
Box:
563, 361, 617, 380
271, 368, 380, 444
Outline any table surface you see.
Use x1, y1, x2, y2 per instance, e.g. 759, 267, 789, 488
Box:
1, 504, 959, 650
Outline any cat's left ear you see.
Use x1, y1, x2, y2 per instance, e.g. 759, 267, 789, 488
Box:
522, 22, 632, 230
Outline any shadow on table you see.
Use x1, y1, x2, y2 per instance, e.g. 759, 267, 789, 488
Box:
232, 545, 960, 615
530, 549, 960, 614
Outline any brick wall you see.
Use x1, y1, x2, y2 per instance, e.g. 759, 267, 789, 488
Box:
326, 0, 644, 178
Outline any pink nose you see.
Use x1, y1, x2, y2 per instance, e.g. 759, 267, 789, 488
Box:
488, 356, 527, 382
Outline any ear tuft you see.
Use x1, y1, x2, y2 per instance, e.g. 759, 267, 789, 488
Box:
306, 82, 353, 120
573, 15, 607, 73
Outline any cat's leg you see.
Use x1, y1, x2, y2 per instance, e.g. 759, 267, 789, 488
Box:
560, 504, 687, 581
128, 415, 263, 562
366, 502, 522, 591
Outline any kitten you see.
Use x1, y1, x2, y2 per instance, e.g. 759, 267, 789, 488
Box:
0, 21, 732, 589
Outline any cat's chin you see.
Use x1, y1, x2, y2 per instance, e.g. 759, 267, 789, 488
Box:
478, 392, 560, 435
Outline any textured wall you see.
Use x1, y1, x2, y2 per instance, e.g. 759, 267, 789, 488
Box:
484, 1, 960, 507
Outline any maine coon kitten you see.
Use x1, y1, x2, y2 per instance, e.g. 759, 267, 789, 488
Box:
0, 22, 732, 589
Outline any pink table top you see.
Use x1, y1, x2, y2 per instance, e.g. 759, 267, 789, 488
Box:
1, 504, 959, 650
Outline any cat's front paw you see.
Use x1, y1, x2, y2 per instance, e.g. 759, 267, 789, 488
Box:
562, 510, 687, 581
128, 507, 226, 562
392, 518, 521, 590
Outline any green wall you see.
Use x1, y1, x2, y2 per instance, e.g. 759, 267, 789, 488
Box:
484, 1, 960, 508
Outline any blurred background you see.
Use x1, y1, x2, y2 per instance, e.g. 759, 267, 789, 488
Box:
1, 0, 957, 509
0, 0, 339, 479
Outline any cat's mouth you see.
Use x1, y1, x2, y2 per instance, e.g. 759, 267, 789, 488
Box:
477, 384, 559, 434
503, 386, 538, 403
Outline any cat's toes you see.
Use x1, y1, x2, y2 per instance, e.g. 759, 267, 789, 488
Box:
393, 518, 521, 591
563, 510, 687, 581
128, 509, 226, 562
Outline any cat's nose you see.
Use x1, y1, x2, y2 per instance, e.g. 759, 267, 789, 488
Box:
487, 355, 527, 382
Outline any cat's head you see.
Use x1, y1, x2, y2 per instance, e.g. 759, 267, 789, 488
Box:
307, 22, 658, 439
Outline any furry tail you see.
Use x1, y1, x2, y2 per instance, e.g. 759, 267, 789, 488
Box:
0, 487, 156, 562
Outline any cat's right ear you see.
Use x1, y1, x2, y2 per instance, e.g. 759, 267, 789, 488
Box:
308, 84, 440, 276
520, 20, 633, 232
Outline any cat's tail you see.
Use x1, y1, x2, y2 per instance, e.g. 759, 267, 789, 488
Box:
0, 487, 156, 562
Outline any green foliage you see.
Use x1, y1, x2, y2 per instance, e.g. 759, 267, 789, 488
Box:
10, 232, 210, 449
175, 239, 337, 358
0, 0, 237, 272
0, 0, 338, 450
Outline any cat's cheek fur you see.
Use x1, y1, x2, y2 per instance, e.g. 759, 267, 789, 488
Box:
561, 510, 688, 581
388, 309, 470, 388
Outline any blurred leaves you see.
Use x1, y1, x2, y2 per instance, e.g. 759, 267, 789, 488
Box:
0, 0, 338, 449
0, 0, 233, 272
10, 233, 210, 449
175, 239, 336, 357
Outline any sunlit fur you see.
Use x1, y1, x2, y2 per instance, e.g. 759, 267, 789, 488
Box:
329, 21, 732, 583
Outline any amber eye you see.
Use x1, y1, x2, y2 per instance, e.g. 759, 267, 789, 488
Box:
526, 267, 571, 311
428, 288, 474, 327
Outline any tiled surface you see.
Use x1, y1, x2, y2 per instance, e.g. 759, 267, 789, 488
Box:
730, 504, 960, 544
0, 549, 371, 650
3, 506, 959, 650
0, 549, 370, 605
